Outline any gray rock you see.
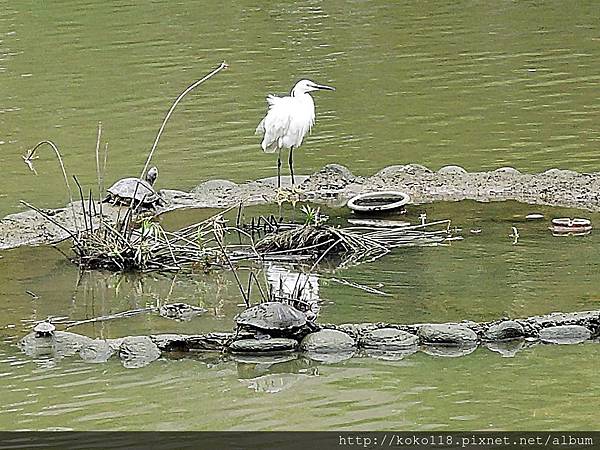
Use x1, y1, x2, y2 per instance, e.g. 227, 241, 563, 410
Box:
438, 165, 467, 175
360, 328, 418, 351
159, 189, 194, 200
80, 340, 114, 363
541, 168, 578, 178
191, 179, 239, 194
494, 167, 521, 175
539, 325, 592, 345
228, 338, 298, 354
376, 164, 432, 178
300, 329, 356, 353
418, 324, 478, 346
256, 175, 309, 188
484, 321, 525, 341
118, 336, 161, 369
484, 339, 527, 358
421, 343, 478, 358
20, 331, 93, 359
313, 164, 356, 181
107, 338, 124, 352
151, 332, 236, 352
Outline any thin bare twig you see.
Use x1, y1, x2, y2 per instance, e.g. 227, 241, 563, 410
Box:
140, 61, 228, 178
22, 140, 78, 232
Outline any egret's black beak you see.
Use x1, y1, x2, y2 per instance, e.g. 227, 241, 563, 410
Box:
316, 84, 335, 91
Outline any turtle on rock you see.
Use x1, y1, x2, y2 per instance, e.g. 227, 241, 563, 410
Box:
234, 301, 315, 339
33, 321, 56, 338
103, 166, 164, 209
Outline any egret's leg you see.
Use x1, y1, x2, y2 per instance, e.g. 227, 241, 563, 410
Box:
277, 149, 282, 189
274, 148, 289, 204
289, 146, 295, 186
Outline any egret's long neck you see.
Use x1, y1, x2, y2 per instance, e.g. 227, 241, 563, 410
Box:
291, 87, 310, 98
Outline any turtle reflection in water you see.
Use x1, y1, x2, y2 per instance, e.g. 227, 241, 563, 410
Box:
234, 302, 316, 339
103, 166, 164, 209
159, 303, 207, 321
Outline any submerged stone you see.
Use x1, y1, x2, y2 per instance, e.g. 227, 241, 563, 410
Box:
484, 339, 527, 358
484, 321, 525, 341
118, 336, 161, 369
228, 338, 298, 354
364, 347, 418, 361
231, 353, 298, 366
360, 328, 418, 351
421, 343, 478, 358
418, 324, 478, 346
539, 325, 592, 345
303, 349, 355, 364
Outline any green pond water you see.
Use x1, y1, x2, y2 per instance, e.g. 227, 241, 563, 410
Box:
1, 0, 600, 431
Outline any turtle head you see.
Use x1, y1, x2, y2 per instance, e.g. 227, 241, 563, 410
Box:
146, 167, 159, 186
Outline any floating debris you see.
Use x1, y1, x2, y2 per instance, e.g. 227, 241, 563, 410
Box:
347, 218, 411, 228
509, 226, 519, 244
526, 213, 544, 220
347, 191, 410, 213
253, 219, 456, 267
550, 217, 592, 236
469, 228, 482, 234
159, 303, 207, 321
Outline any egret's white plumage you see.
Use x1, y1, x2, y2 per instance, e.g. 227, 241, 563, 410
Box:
256, 79, 335, 187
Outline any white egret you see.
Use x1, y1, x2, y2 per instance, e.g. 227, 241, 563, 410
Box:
256, 79, 335, 188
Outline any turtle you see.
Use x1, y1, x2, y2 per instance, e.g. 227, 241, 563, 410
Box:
234, 302, 312, 339
103, 166, 164, 208
33, 321, 56, 338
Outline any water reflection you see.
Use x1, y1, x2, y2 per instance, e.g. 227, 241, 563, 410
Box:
266, 264, 320, 320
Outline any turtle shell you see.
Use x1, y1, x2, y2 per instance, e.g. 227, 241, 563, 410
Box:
235, 302, 307, 331
107, 178, 159, 205
33, 321, 56, 335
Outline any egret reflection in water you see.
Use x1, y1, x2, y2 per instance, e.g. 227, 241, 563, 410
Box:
266, 264, 321, 320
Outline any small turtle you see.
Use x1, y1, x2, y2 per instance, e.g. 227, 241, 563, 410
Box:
33, 321, 56, 338
158, 303, 206, 321
104, 166, 163, 208
235, 302, 310, 339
